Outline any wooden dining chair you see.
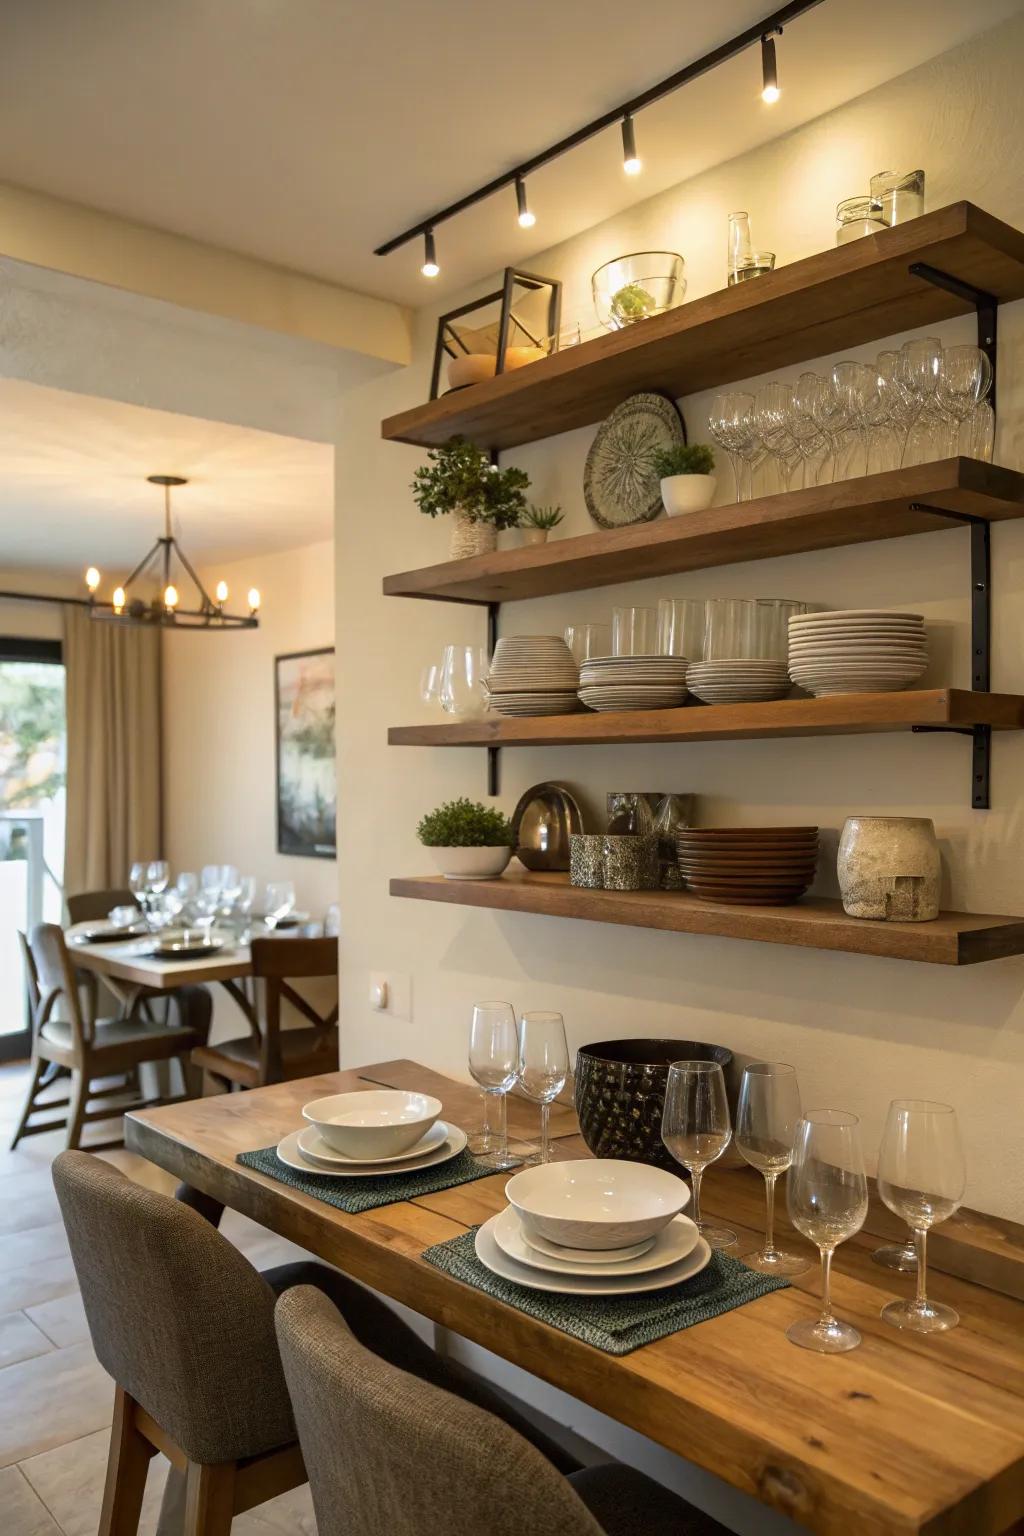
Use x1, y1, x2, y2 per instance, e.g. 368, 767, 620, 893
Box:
9, 923, 210, 1151
276, 1285, 730, 1536
65, 887, 136, 924
191, 935, 338, 1091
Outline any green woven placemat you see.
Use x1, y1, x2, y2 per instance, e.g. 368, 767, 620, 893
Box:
237, 1145, 496, 1214
422, 1228, 788, 1354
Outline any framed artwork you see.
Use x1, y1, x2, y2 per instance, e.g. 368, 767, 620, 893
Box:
275, 647, 336, 859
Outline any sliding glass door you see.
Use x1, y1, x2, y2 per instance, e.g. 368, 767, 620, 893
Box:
0, 639, 66, 1060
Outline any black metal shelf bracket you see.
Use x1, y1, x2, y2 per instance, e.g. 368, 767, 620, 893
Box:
908, 502, 992, 808
487, 600, 500, 797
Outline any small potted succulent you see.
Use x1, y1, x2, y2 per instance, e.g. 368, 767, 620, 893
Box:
652, 443, 716, 516
521, 504, 564, 547
411, 437, 530, 561
417, 797, 514, 880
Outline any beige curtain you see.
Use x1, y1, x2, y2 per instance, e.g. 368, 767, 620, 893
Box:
63, 605, 163, 895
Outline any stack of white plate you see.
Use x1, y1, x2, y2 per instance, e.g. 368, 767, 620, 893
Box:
685, 659, 791, 704
578, 655, 688, 712
275, 1089, 467, 1179
474, 1159, 710, 1295
486, 636, 581, 717
788, 610, 928, 696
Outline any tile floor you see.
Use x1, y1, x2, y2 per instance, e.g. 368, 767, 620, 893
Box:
0, 1061, 317, 1535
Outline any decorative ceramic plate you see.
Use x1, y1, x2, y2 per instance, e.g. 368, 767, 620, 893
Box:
583, 392, 684, 529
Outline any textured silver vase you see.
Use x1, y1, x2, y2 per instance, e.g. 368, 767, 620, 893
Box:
837, 816, 940, 922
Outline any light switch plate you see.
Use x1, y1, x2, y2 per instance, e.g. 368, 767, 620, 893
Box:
369, 971, 412, 1022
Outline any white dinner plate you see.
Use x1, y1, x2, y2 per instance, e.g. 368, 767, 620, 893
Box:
494, 1207, 700, 1276
275, 1125, 467, 1178
475, 1217, 712, 1295
522, 1227, 655, 1264
297, 1119, 450, 1167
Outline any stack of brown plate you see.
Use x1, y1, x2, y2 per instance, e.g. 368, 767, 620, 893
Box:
675, 827, 819, 906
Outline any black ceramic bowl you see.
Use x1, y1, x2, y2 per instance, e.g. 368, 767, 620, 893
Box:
574, 1038, 735, 1174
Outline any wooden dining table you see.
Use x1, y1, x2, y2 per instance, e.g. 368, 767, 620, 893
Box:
126, 1060, 1024, 1536
67, 928, 258, 1024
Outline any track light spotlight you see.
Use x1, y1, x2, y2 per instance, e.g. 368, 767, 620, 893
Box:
761, 31, 780, 103
515, 176, 536, 228
421, 228, 440, 277
621, 113, 642, 175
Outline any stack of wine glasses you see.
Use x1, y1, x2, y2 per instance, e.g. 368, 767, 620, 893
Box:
708, 338, 994, 502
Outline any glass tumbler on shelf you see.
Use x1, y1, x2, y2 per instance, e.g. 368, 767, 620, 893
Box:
657, 598, 706, 661
517, 1011, 570, 1165
835, 197, 887, 245
703, 597, 756, 661
786, 1110, 868, 1353
870, 169, 925, 226
611, 606, 657, 656
876, 1099, 966, 1333
439, 644, 489, 720
735, 1063, 810, 1277
752, 598, 808, 661
564, 623, 612, 665
468, 1001, 522, 1171
661, 1060, 737, 1250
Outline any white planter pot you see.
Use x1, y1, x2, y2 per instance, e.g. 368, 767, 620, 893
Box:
428, 845, 512, 881
522, 528, 549, 546
449, 511, 498, 561
837, 816, 940, 921
660, 474, 716, 517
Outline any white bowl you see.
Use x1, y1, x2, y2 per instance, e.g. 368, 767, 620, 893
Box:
428, 846, 512, 881
505, 1158, 689, 1251
302, 1090, 442, 1158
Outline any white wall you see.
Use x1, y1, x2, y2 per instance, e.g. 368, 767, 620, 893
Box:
335, 11, 1024, 1228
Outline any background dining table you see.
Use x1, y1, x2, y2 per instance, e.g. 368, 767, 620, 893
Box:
67, 925, 263, 1026
125, 1059, 1024, 1536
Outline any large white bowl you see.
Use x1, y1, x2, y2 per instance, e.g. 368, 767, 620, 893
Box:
505, 1158, 689, 1251
302, 1090, 442, 1159
428, 846, 512, 881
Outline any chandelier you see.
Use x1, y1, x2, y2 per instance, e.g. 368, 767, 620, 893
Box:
84, 475, 260, 629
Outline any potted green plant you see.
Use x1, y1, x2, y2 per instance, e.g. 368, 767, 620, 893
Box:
417, 797, 514, 880
521, 504, 565, 547
411, 437, 530, 561
652, 443, 716, 516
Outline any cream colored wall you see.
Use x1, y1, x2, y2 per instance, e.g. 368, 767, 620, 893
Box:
162, 538, 336, 922
335, 11, 1024, 1227
0, 571, 82, 642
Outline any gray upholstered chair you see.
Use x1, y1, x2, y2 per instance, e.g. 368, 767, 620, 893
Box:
10, 924, 209, 1150
52, 1153, 581, 1536
275, 1284, 732, 1536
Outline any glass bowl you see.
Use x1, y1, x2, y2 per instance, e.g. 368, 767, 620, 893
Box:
592, 252, 686, 331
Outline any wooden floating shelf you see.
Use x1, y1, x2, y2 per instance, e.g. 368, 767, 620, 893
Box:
382, 459, 1024, 606
390, 871, 1024, 966
388, 689, 1024, 748
382, 203, 1024, 451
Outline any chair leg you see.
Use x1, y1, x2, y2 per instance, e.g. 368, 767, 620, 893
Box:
64, 1070, 90, 1151
10, 1056, 47, 1150
98, 1387, 155, 1536
183, 1461, 235, 1536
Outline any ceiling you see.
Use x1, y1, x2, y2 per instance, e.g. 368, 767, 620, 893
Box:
0, 0, 1018, 306
0, 380, 334, 576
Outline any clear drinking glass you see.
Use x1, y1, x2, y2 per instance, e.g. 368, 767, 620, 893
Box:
517, 1011, 569, 1165
440, 644, 489, 720
611, 606, 657, 656
703, 597, 756, 660
564, 623, 612, 664
900, 337, 944, 466
937, 345, 992, 457
146, 860, 170, 895
736, 1063, 810, 1277
754, 381, 800, 491
870, 169, 925, 226
657, 598, 705, 660
419, 662, 442, 710
708, 392, 756, 502
661, 1060, 737, 1250
128, 861, 148, 917
832, 360, 879, 479
970, 400, 995, 462
263, 880, 296, 930
752, 598, 807, 661
468, 1001, 522, 1171
219, 865, 242, 913
877, 1099, 966, 1333
786, 1110, 868, 1353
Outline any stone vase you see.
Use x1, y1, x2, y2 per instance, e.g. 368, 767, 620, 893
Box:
449, 510, 497, 561
837, 816, 941, 922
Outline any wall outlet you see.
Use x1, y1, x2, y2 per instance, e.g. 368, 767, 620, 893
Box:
368, 971, 412, 1022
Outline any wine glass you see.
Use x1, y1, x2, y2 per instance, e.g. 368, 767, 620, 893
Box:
900, 336, 943, 466
754, 382, 800, 492
969, 399, 995, 462
661, 1060, 736, 1250
877, 1100, 966, 1333
735, 1063, 810, 1277
439, 644, 489, 721
708, 392, 755, 502
786, 1110, 868, 1353
517, 1012, 569, 1165
146, 859, 169, 895
936, 345, 992, 457
219, 864, 243, 914
264, 880, 296, 930
832, 361, 879, 479
468, 1002, 521, 1171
